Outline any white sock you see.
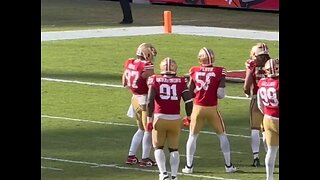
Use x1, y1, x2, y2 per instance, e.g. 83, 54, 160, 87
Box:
219, 133, 231, 166
186, 133, 199, 167
262, 131, 268, 152
142, 131, 152, 159
154, 149, 166, 173
170, 151, 180, 177
251, 129, 260, 159
265, 146, 278, 180
128, 129, 144, 156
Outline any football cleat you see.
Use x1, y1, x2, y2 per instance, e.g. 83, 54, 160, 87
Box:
125, 155, 139, 165
252, 158, 261, 167
159, 172, 170, 180
225, 163, 237, 173
182, 165, 193, 174
139, 158, 157, 167
171, 175, 178, 180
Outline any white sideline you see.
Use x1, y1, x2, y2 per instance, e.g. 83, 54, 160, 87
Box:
41, 77, 250, 100
41, 166, 63, 171
41, 25, 278, 41
41, 114, 251, 138
41, 156, 240, 180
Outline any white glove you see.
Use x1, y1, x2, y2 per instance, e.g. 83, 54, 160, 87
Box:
126, 104, 135, 118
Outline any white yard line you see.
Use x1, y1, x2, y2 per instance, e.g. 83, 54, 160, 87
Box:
41, 114, 250, 139
41, 25, 278, 42
41, 77, 250, 100
41, 156, 240, 180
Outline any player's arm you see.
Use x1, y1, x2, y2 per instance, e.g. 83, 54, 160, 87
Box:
141, 69, 154, 79
188, 77, 196, 98
182, 88, 193, 117
122, 71, 127, 87
122, 61, 129, 87
217, 73, 226, 99
142, 63, 155, 79
146, 85, 155, 118
243, 68, 253, 96
181, 85, 193, 127
146, 84, 155, 130
256, 89, 265, 114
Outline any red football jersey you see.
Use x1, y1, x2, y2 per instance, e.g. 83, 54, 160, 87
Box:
257, 77, 279, 118
189, 66, 225, 106
245, 59, 266, 95
123, 58, 154, 95
148, 75, 187, 115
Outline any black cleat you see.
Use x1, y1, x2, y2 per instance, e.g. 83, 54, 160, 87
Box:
252, 158, 260, 167
119, 20, 133, 24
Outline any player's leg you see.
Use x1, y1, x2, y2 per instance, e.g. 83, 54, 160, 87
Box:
137, 95, 156, 167
126, 96, 144, 165
167, 119, 181, 180
207, 106, 236, 173
153, 118, 169, 179
182, 105, 204, 174
250, 97, 264, 167
264, 117, 279, 180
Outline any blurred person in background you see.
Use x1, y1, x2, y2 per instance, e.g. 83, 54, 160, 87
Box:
119, 0, 133, 24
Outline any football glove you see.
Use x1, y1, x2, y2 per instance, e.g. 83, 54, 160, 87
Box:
147, 122, 153, 131
183, 116, 191, 127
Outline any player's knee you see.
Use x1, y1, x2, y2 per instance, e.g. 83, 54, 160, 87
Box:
154, 146, 164, 150
168, 148, 178, 153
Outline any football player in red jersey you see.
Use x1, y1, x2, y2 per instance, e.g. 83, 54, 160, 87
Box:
257, 58, 279, 180
243, 42, 270, 167
146, 57, 193, 180
122, 44, 157, 167
182, 47, 237, 174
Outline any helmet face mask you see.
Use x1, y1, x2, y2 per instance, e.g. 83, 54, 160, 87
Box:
160, 57, 178, 75
140, 47, 154, 62
264, 58, 279, 77
198, 47, 215, 66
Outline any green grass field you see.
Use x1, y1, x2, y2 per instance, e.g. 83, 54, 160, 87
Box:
41, 1, 279, 179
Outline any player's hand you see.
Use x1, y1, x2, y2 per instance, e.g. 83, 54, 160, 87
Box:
183, 116, 191, 127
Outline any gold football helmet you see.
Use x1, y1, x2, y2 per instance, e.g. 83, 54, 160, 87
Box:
160, 57, 178, 75
250, 43, 269, 59
137, 46, 154, 62
136, 43, 157, 62
198, 47, 215, 66
264, 58, 279, 77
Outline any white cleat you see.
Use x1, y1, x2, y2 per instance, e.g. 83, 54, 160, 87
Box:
182, 165, 193, 174
225, 164, 237, 173
159, 172, 170, 180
